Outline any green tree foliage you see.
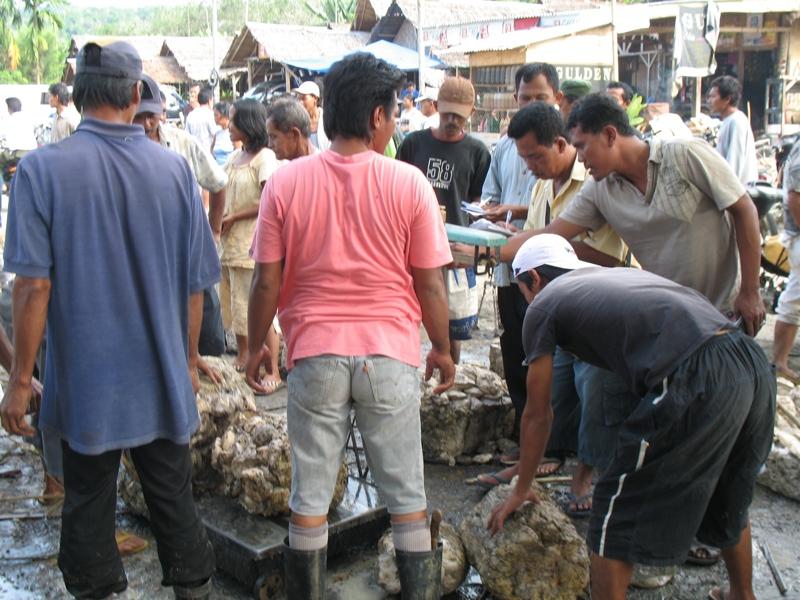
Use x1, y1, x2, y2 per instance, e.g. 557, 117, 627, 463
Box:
60, 1, 310, 39
304, 0, 356, 25
0, 0, 66, 84
23, 0, 66, 83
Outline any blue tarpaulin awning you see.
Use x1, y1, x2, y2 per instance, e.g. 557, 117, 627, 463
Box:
283, 40, 445, 73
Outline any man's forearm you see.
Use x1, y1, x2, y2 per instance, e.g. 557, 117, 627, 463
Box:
730, 196, 762, 292
247, 264, 280, 356
572, 242, 624, 267
208, 189, 225, 234
228, 207, 260, 224
514, 411, 553, 493
414, 269, 451, 354
10, 277, 50, 385
188, 291, 203, 366
514, 357, 554, 494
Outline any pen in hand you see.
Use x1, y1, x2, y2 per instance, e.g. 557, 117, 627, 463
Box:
505, 210, 512, 228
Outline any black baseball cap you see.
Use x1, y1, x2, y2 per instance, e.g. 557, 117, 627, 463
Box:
77, 41, 143, 80
137, 74, 162, 115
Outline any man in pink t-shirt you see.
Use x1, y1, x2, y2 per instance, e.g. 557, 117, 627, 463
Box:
247, 53, 455, 597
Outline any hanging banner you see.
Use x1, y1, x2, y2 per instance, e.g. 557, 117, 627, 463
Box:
673, 0, 721, 78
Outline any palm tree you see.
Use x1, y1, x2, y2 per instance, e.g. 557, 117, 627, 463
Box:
0, 0, 22, 71
22, 0, 65, 83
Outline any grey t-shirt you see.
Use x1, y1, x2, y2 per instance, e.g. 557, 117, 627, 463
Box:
782, 143, 800, 237
559, 137, 745, 311
522, 267, 732, 397
717, 109, 758, 185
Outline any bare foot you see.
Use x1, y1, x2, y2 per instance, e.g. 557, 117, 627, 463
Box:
234, 353, 248, 372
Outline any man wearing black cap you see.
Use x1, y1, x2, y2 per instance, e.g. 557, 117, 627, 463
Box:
135, 74, 227, 242
0, 41, 218, 599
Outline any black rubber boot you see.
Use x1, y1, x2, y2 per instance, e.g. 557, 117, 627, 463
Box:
395, 542, 443, 600
282, 539, 327, 600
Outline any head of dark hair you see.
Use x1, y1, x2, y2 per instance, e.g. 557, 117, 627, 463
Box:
72, 72, 137, 112
322, 52, 405, 142
5, 97, 21, 113
535, 264, 572, 284
49, 82, 70, 106
517, 264, 572, 289
710, 75, 741, 107
214, 101, 230, 118
198, 87, 213, 105
507, 101, 565, 146
514, 63, 559, 96
606, 81, 633, 104
566, 93, 636, 137
266, 96, 311, 138
232, 98, 269, 153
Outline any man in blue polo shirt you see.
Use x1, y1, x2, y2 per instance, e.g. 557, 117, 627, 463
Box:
0, 41, 219, 599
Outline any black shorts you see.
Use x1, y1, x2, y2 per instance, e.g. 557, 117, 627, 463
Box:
588, 330, 776, 566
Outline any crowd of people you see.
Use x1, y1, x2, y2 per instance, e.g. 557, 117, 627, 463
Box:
0, 38, 792, 600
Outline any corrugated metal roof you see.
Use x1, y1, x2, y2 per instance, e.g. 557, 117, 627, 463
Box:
394, 0, 546, 29
449, 12, 647, 55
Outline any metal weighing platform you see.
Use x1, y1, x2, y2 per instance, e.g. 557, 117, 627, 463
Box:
445, 223, 509, 274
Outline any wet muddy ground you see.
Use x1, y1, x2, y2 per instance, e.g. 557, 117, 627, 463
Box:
0, 276, 798, 598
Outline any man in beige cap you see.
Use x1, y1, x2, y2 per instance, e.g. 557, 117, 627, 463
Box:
397, 76, 491, 363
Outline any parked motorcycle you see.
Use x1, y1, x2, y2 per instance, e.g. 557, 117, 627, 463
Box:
749, 181, 788, 311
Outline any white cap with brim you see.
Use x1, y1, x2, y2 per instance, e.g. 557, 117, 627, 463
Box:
512, 234, 595, 279
294, 81, 320, 97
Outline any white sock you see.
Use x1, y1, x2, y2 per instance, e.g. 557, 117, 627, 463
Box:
288, 522, 328, 551
392, 519, 431, 553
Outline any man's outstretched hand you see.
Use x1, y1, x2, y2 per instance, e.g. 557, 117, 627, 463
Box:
487, 487, 541, 535
245, 345, 274, 394
425, 348, 455, 394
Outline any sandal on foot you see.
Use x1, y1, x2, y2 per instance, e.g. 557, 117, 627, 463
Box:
535, 457, 564, 478
687, 543, 721, 566
475, 471, 513, 490
564, 492, 592, 518
776, 367, 800, 386
254, 378, 285, 396
498, 447, 520, 466
115, 531, 149, 556
708, 587, 729, 600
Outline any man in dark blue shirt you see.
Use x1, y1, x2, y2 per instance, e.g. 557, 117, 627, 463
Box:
0, 41, 219, 599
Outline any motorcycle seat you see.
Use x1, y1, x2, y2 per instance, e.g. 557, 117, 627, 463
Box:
747, 182, 783, 218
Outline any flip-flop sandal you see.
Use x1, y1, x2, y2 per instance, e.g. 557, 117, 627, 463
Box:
255, 379, 285, 396
707, 587, 729, 600
498, 447, 520, 466
564, 492, 593, 518
776, 368, 800, 386
475, 471, 514, 490
115, 531, 149, 556
687, 543, 721, 566
535, 457, 564, 478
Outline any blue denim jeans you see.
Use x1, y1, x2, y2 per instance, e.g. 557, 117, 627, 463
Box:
547, 348, 638, 472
